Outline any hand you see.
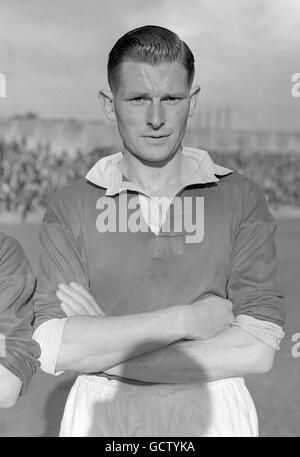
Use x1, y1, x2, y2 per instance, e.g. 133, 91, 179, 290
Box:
184, 294, 234, 340
56, 282, 105, 317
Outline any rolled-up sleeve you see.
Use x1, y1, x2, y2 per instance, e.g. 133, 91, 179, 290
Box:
32, 318, 68, 375
232, 315, 285, 350
0, 234, 40, 394
226, 178, 285, 329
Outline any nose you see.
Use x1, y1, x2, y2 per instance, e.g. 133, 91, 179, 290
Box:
146, 100, 165, 129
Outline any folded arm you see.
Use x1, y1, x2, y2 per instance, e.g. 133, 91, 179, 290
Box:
33, 191, 234, 375
34, 179, 285, 381
50, 283, 282, 382
105, 179, 286, 383
35, 284, 234, 374
0, 364, 22, 408
104, 324, 278, 383
0, 234, 40, 405
56, 306, 186, 373
45, 281, 282, 380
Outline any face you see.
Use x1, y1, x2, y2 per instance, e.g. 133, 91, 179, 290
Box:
101, 61, 200, 164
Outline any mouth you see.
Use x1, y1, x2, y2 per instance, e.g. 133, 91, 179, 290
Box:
142, 134, 170, 140
142, 135, 170, 145
147, 134, 169, 137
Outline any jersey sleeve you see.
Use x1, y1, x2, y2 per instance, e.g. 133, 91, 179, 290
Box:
32, 317, 68, 375
226, 178, 285, 328
231, 315, 285, 350
0, 234, 41, 394
33, 189, 90, 330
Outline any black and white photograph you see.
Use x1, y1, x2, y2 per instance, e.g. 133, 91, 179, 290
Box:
0, 0, 299, 439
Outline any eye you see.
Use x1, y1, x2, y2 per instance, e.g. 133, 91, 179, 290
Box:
163, 97, 180, 102
131, 97, 148, 103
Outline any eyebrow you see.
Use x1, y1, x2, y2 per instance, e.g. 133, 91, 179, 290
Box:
125, 91, 187, 98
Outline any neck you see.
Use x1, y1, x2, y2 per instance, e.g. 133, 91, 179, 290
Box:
120, 148, 184, 197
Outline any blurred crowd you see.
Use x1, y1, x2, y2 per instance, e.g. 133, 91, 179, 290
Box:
0, 138, 299, 219
211, 150, 300, 208
0, 139, 115, 218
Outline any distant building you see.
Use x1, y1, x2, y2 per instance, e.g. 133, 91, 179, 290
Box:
0, 116, 299, 155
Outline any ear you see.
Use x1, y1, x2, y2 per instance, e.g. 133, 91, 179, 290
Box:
188, 85, 201, 118
98, 89, 116, 121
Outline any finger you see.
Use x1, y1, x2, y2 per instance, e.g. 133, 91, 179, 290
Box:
57, 286, 96, 314
61, 302, 78, 317
68, 283, 101, 314
68, 283, 105, 316
58, 284, 98, 313
57, 284, 105, 316
69, 283, 104, 315
58, 293, 102, 318
58, 284, 88, 304
56, 290, 92, 315
69, 283, 96, 303
61, 300, 97, 317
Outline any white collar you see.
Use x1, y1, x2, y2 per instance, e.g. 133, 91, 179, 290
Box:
85, 147, 233, 197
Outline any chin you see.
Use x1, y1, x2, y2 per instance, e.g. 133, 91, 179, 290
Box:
135, 143, 178, 164
140, 151, 175, 165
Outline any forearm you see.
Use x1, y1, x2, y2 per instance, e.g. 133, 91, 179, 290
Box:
56, 305, 187, 373
105, 326, 275, 384
0, 364, 22, 408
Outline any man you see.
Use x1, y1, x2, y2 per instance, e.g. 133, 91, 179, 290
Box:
0, 232, 40, 407
33, 25, 285, 437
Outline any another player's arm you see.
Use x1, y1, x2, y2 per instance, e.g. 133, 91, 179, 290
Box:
0, 364, 22, 408
0, 234, 40, 407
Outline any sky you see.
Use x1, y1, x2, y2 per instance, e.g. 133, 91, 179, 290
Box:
0, 0, 299, 130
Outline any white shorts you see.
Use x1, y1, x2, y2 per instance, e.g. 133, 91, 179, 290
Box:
59, 375, 259, 437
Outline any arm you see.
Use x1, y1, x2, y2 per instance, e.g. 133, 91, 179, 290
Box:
104, 325, 276, 383
56, 305, 186, 373
55, 284, 234, 373
34, 198, 187, 374
33, 196, 186, 374
0, 364, 22, 408
34, 190, 234, 375
56, 289, 234, 373
104, 179, 286, 382
0, 234, 40, 402
226, 178, 285, 327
